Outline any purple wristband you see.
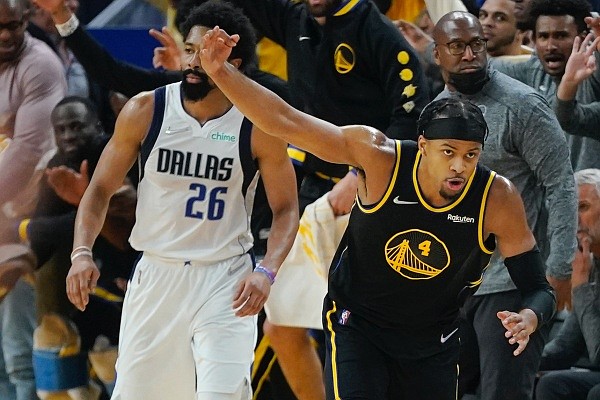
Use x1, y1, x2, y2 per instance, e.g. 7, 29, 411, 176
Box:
254, 264, 276, 285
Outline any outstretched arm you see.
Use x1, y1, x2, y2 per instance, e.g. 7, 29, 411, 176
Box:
485, 176, 557, 356
34, 0, 179, 97
200, 27, 372, 169
200, 27, 399, 206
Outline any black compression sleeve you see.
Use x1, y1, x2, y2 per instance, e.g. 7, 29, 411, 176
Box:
504, 247, 557, 327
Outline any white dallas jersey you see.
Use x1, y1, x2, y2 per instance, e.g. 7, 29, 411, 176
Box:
129, 83, 259, 261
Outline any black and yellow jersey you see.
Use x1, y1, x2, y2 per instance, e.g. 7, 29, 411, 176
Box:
329, 140, 496, 330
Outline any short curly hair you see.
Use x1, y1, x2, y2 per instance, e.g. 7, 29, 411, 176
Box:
528, 0, 591, 35
180, 0, 257, 73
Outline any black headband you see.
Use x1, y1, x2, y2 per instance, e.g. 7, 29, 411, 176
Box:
422, 117, 487, 145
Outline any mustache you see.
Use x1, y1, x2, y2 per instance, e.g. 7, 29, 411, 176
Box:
183, 69, 207, 79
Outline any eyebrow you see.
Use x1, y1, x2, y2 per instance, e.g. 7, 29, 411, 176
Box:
441, 143, 481, 152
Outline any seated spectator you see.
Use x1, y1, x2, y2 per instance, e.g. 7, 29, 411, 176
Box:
535, 168, 600, 400
1, 96, 138, 397
0, 0, 66, 397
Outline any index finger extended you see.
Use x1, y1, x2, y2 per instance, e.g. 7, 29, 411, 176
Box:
149, 27, 174, 46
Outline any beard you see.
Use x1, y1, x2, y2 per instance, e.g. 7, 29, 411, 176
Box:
439, 189, 461, 202
181, 69, 215, 101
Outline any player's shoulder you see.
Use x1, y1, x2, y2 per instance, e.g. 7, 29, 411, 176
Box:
119, 90, 156, 120
486, 173, 521, 211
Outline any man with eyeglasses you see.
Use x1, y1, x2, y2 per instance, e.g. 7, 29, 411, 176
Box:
433, 11, 577, 400
0, 0, 66, 399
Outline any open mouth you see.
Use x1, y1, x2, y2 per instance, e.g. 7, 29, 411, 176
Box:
544, 54, 564, 70
446, 178, 465, 191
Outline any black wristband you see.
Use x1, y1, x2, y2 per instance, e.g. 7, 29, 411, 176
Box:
505, 247, 557, 327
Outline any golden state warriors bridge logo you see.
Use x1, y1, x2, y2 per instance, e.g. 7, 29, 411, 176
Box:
334, 43, 355, 74
385, 229, 450, 280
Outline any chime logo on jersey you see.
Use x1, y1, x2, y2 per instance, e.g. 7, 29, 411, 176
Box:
156, 148, 233, 181
210, 131, 237, 143
334, 43, 355, 74
384, 229, 450, 280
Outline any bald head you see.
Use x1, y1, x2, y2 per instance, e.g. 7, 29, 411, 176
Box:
432, 11, 489, 94
433, 11, 482, 42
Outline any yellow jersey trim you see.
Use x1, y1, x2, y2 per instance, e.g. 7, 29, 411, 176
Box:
478, 171, 496, 254
357, 140, 401, 214
325, 301, 341, 400
333, 0, 361, 16
287, 147, 306, 163
412, 151, 476, 213
91, 287, 124, 303
18, 218, 30, 242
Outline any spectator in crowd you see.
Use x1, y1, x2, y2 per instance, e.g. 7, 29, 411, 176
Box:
2, 95, 135, 399
536, 168, 600, 400
199, 30, 556, 399
223, 0, 429, 397
0, 0, 66, 398
28, 0, 88, 97
432, 11, 577, 400
479, 0, 532, 58
552, 18, 600, 140
492, 0, 600, 172
511, 0, 533, 27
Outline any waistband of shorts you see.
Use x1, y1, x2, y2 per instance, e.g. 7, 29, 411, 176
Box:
140, 252, 252, 268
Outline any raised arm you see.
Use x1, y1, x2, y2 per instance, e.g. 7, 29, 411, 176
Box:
66, 92, 153, 310
555, 34, 600, 139
485, 176, 557, 355
35, 0, 179, 97
200, 27, 396, 205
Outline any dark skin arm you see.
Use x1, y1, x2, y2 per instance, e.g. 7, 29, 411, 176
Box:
484, 176, 539, 356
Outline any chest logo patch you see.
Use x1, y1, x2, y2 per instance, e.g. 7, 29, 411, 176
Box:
334, 43, 356, 74
385, 229, 450, 280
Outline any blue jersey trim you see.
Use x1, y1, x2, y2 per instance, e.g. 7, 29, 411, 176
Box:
239, 117, 257, 197
139, 86, 166, 181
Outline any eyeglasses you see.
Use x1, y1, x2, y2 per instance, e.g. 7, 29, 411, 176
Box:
0, 19, 24, 32
437, 38, 488, 56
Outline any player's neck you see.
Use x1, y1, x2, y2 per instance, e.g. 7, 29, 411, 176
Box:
182, 91, 234, 126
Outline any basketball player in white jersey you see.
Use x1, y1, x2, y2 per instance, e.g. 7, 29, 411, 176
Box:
64, 2, 299, 399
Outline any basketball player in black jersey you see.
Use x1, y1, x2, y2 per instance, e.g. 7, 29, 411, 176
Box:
200, 27, 556, 400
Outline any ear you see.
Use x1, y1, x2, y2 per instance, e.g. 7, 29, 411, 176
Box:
417, 135, 427, 154
432, 46, 441, 66
228, 58, 242, 70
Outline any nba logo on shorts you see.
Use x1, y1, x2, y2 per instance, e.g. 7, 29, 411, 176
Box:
339, 309, 351, 325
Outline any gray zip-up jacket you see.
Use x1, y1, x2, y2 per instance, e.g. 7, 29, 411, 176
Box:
492, 54, 600, 172
437, 67, 577, 294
